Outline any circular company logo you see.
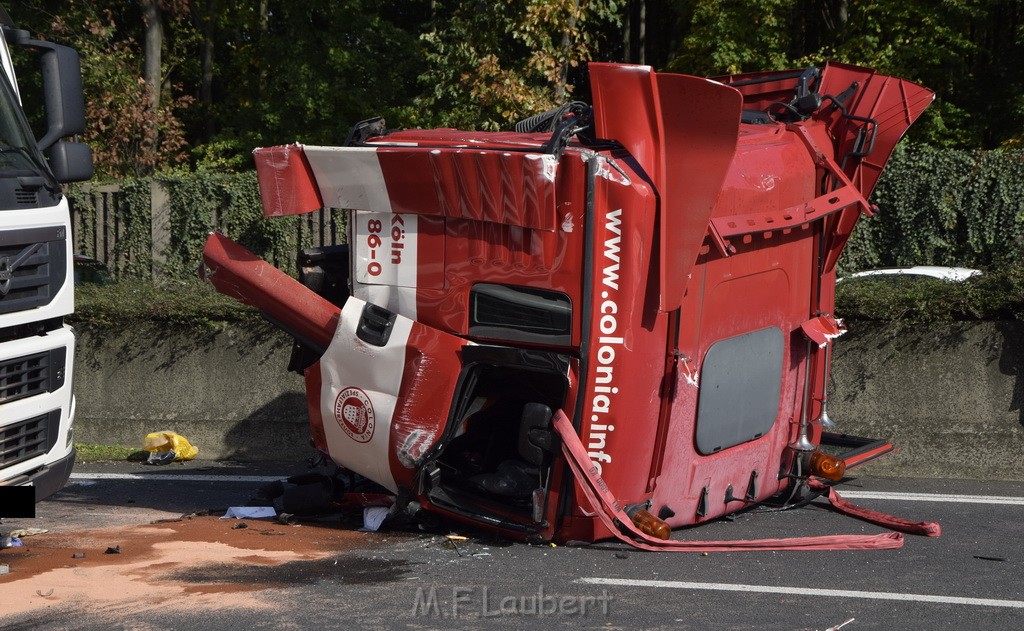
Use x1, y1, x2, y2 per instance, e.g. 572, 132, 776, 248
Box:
334, 387, 375, 443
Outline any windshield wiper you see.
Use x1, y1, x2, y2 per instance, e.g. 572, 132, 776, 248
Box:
0, 145, 61, 193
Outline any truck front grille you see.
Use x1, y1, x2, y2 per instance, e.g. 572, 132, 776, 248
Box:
0, 348, 65, 404
0, 410, 60, 471
0, 226, 67, 315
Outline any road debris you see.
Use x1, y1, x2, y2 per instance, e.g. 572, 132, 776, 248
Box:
359, 506, 390, 532
221, 507, 276, 520
4, 527, 48, 538
143, 431, 199, 463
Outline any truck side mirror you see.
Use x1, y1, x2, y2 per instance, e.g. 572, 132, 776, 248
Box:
15, 38, 87, 151
47, 140, 93, 183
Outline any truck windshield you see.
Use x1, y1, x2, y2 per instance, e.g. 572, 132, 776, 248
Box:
0, 66, 56, 185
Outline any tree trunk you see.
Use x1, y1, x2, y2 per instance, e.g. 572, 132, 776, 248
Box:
259, 0, 269, 97
141, 0, 163, 112
555, 0, 580, 103
638, 0, 646, 66
200, 2, 216, 138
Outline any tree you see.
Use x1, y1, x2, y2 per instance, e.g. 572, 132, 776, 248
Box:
413, 0, 619, 130
189, 0, 430, 169
14, 1, 193, 177
663, 0, 1023, 148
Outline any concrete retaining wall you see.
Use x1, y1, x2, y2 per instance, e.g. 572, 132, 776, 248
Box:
74, 320, 1024, 480
74, 322, 314, 462
830, 321, 1023, 480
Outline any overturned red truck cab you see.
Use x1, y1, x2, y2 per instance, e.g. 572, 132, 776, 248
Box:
203, 63, 940, 550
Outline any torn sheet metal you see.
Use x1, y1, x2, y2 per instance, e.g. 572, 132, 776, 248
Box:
801, 314, 846, 348
253, 143, 324, 217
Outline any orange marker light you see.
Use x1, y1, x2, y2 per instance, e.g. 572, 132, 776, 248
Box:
629, 509, 671, 540
808, 450, 846, 481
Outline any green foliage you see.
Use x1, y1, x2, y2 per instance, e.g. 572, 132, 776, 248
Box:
409, 0, 620, 130
842, 145, 1024, 271
74, 443, 148, 463
71, 278, 259, 327
69, 171, 347, 281
161, 171, 264, 277
665, 0, 1023, 149
671, 0, 796, 75
67, 181, 152, 279
835, 262, 1024, 323
19, 1, 194, 177
199, 1, 429, 165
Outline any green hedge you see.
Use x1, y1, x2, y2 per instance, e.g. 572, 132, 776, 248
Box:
835, 264, 1024, 323
71, 278, 260, 327
842, 144, 1024, 272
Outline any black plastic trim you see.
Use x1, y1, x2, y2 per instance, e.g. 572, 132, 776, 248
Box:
356, 303, 396, 347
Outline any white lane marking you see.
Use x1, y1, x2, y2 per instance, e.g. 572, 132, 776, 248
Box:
579, 578, 1024, 609
837, 491, 1024, 506
69, 472, 284, 483
68, 474, 1024, 506
69, 474, 1024, 507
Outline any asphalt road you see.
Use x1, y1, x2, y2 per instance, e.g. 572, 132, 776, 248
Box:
2, 461, 1022, 630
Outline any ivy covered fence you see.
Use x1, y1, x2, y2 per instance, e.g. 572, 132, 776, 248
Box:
69, 171, 347, 280
66, 145, 1024, 281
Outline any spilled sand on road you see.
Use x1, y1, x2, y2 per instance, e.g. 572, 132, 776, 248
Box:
0, 514, 380, 619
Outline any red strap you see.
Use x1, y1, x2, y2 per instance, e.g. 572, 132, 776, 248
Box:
552, 409, 908, 552
808, 481, 942, 537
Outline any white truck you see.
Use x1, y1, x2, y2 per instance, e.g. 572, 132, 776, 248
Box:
0, 7, 92, 501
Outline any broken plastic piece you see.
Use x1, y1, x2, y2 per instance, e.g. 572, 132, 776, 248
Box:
0, 564, 8, 575
221, 507, 277, 520
71, 553, 85, 559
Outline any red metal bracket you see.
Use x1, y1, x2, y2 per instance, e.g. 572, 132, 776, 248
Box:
706, 123, 874, 255
710, 183, 867, 241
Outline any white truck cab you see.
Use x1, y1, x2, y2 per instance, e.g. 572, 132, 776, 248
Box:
0, 7, 92, 501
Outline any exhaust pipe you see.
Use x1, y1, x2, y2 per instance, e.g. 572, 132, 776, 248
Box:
814, 343, 836, 428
